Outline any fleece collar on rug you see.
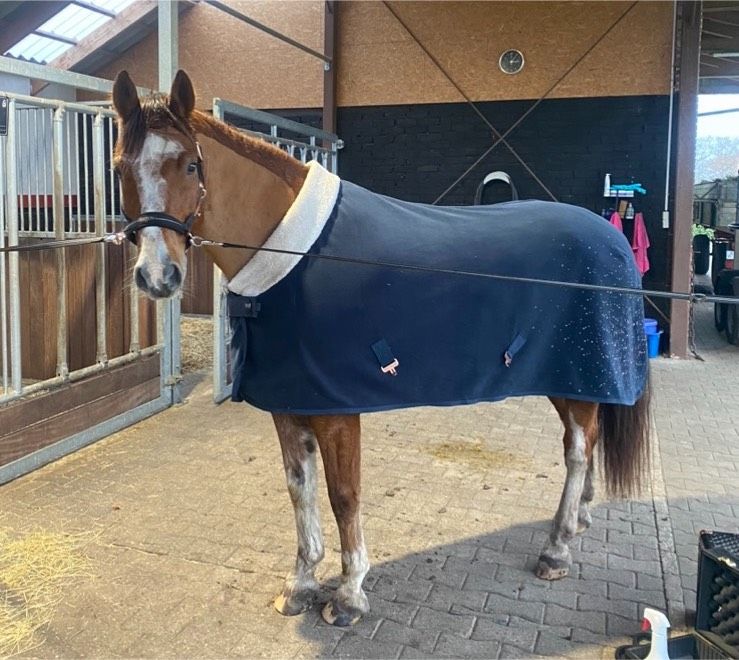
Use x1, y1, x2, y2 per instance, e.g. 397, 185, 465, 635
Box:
227, 161, 341, 297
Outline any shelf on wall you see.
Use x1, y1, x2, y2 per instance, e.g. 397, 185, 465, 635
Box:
604, 190, 635, 198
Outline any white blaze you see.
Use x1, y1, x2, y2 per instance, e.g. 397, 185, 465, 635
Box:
132, 134, 185, 277
134, 133, 184, 212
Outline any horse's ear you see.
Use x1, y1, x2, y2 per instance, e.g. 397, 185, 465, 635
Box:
112, 71, 140, 122
169, 70, 195, 119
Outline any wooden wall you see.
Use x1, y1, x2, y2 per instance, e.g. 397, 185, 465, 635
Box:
337, 1, 673, 106
90, 1, 672, 109
92, 0, 325, 109
0, 353, 160, 469
0, 241, 160, 471
182, 247, 214, 316
9, 240, 156, 381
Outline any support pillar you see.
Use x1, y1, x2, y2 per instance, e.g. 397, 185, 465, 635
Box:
157, 0, 182, 402
670, 1, 702, 358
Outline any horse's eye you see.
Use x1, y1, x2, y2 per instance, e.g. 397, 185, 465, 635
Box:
187, 162, 198, 174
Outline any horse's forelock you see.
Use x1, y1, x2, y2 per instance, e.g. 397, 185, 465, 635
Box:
116, 93, 190, 163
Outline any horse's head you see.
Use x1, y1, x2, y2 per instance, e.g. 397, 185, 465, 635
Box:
113, 70, 204, 299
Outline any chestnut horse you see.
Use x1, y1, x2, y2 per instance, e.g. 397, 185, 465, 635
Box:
112, 70, 651, 627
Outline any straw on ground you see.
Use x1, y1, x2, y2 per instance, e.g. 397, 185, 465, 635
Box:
0, 529, 93, 657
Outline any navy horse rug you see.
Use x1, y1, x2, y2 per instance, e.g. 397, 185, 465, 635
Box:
227, 162, 647, 415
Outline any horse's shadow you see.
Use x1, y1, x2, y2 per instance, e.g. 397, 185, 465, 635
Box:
283, 501, 676, 659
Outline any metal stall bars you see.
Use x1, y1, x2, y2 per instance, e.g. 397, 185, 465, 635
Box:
0, 91, 172, 484
211, 98, 340, 403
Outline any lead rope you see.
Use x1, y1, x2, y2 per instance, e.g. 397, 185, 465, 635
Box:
188, 235, 739, 307
1, 231, 738, 308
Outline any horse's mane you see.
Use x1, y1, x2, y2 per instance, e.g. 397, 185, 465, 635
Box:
115, 93, 307, 191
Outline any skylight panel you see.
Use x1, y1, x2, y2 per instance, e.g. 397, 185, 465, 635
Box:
6, 34, 70, 63
94, 0, 138, 13
42, 5, 109, 43
3, 0, 137, 64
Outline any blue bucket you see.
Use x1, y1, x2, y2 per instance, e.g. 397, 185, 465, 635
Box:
646, 330, 662, 358
643, 318, 658, 334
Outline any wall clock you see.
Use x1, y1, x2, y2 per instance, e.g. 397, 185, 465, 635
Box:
499, 49, 525, 75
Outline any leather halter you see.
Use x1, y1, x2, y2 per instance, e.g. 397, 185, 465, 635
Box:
121, 138, 207, 250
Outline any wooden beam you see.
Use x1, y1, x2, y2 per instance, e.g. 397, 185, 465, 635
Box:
0, 1, 69, 53
323, 0, 337, 138
0, 3, 23, 23
701, 35, 739, 52
701, 77, 739, 92
700, 56, 739, 76
702, 27, 734, 38
670, 1, 702, 359
70, 0, 116, 18
204, 0, 331, 65
704, 15, 739, 28
703, 4, 739, 12
33, 29, 78, 46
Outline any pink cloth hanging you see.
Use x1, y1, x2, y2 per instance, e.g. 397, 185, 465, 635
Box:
631, 212, 650, 276
609, 211, 623, 232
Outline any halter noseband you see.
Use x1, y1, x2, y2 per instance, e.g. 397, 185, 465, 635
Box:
121, 138, 207, 250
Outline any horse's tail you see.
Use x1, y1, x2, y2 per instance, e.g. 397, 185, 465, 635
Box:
598, 369, 652, 498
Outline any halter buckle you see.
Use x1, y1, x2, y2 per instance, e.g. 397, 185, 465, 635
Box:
104, 232, 127, 245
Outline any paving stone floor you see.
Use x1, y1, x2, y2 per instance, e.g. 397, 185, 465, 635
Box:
1, 305, 736, 658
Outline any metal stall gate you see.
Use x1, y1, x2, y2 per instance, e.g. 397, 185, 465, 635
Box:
0, 92, 178, 484
211, 98, 340, 403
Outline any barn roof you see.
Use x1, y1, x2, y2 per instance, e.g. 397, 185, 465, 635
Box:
701, 1, 739, 93
0, 1, 191, 81
2, 1, 136, 65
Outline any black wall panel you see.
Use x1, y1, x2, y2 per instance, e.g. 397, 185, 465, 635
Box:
335, 96, 671, 292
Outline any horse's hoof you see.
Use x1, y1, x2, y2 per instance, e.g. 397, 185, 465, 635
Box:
274, 589, 316, 616
535, 555, 570, 581
321, 598, 366, 627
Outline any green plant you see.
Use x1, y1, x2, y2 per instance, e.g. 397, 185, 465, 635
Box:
692, 224, 715, 240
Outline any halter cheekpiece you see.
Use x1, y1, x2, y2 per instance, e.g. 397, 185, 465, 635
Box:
121, 137, 207, 250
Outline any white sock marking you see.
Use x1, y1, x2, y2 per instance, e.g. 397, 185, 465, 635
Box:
285, 448, 323, 591
546, 414, 588, 560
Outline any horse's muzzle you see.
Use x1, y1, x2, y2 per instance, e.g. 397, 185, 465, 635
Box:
134, 262, 183, 299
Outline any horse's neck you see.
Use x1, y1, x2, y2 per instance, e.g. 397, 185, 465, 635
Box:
193, 124, 307, 280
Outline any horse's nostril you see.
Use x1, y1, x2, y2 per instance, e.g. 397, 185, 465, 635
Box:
134, 266, 148, 291
164, 263, 182, 288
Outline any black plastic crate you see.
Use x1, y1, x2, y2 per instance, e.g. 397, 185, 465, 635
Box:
615, 532, 739, 660
616, 632, 730, 659
696, 531, 739, 658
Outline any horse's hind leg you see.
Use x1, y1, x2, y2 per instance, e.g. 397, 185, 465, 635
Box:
578, 456, 595, 532
272, 414, 324, 616
536, 399, 599, 580
310, 415, 370, 626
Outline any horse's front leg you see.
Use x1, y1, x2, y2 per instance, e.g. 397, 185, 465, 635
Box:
536, 399, 598, 580
310, 414, 370, 627
272, 414, 325, 616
